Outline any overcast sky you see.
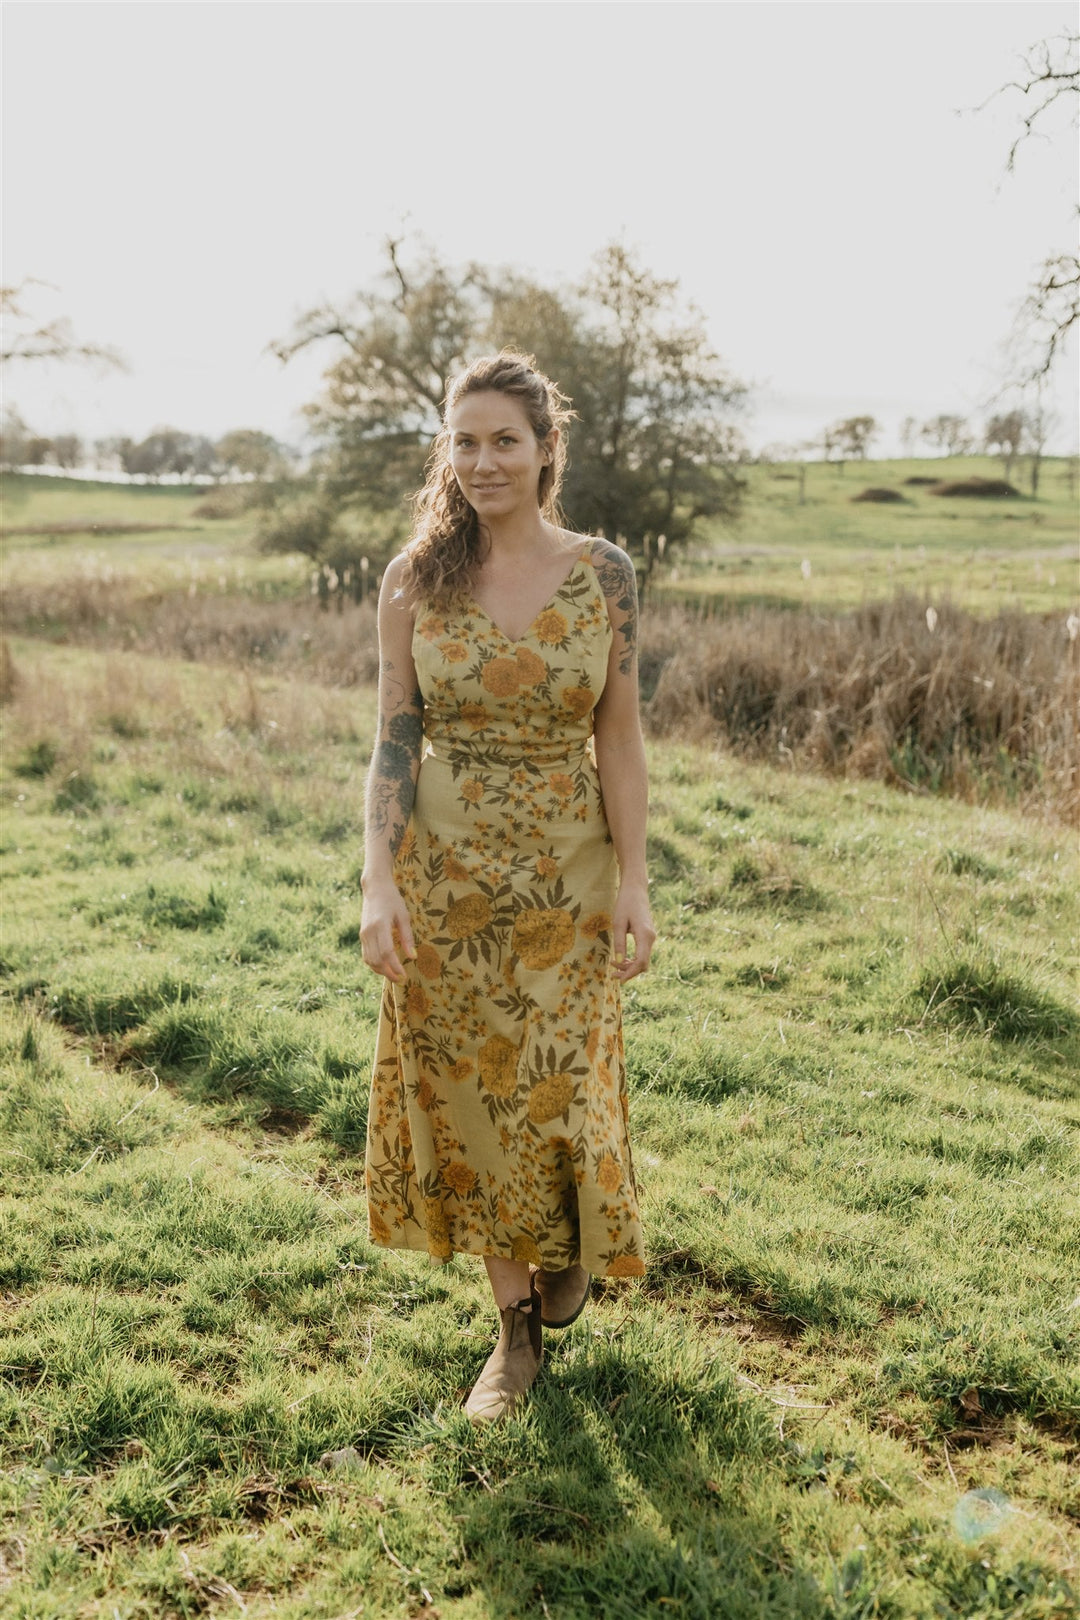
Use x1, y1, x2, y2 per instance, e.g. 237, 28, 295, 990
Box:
4, 0, 1078, 459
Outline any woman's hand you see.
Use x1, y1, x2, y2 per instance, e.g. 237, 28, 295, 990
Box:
360, 877, 416, 984
611, 880, 656, 981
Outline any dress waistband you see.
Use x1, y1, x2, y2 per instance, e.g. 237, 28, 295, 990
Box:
422, 738, 593, 773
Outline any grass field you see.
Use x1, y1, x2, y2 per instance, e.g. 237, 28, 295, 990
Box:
1, 466, 1078, 1617
3, 457, 1078, 617
1, 629, 1078, 1619
650, 457, 1078, 619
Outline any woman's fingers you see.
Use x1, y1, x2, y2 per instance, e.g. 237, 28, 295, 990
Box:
613, 909, 656, 980
360, 899, 416, 982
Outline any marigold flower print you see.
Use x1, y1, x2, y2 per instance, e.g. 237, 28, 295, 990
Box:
596, 1152, 622, 1193
443, 1161, 479, 1196
607, 1253, 646, 1278
528, 1071, 576, 1124
534, 608, 569, 645
414, 943, 442, 979
478, 1033, 521, 1097
481, 657, 521, 696
364, 538, 646, 1279
561, 685, 594, 720
514, 646, 547, 685
512, 908, 576, 969
424, 1197, 452, 1259
444, 893, 493, 938
405, 984, 431, 1020
511, 1233, 543, 1265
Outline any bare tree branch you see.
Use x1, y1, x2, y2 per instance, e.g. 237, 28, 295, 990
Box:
0, 278, 128, 372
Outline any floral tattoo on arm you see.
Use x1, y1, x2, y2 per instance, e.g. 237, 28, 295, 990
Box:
591, 538, 639, 677
368, 659, 424, 859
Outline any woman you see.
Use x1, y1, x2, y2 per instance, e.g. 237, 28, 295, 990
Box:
360, 350, 654, 1425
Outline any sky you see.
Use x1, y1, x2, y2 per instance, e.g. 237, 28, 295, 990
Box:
4, 0, 1078, 461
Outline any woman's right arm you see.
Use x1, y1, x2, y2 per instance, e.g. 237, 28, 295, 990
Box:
360, 554, 422, 984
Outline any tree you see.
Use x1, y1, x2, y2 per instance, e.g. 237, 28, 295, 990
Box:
52, 434, 83, 470
556, 243, 748, 570
899, 415, 919, 458
1019, 383, 1059, 496
0, 278, 128, 370
1, 279, 128, 474
261, 236, 749, 581
976, 31, 1078, 388
983, 409, 1026, 478
0, 405, 33, 468
920, 414, 973, 457
216, 429, 292, 480
118, 427, 220, 482
831, 415, 879, 461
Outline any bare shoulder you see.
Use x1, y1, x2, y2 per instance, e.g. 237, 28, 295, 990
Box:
586, 536, 638, 609
379, 549, 416, 617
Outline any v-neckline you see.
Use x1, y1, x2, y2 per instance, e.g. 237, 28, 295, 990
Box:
467, 541, 591, 645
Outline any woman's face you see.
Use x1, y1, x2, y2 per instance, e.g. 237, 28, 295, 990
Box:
447, 390, 554, 519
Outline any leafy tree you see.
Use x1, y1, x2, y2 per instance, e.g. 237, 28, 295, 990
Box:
920, 414, 973, 457
216, 429, 292, 480
983, 409, 1026, 479
51, 434, 83, 469
120, 428, 220, 481
556, 244, 748, 570
828, 415, 879, 463
261, 236, 750, 580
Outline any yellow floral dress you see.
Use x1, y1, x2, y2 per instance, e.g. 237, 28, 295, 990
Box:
364, 540, 646, 1279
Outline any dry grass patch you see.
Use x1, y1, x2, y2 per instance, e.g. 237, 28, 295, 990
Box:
642, 594, 1078, 821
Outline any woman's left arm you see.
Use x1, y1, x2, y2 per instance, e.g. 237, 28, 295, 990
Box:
590, 539, 656, 982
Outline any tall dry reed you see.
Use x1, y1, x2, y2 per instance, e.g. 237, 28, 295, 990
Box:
4, 572, 1076, 818
1, 572, 380, 687
641, 594, 1078, 820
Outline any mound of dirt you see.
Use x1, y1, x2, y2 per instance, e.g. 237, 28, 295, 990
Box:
851, 487, 907, 503
903, 476, 938, 486
930, 477, 1020, 498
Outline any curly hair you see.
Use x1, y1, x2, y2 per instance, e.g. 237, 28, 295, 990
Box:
399, 349, 577, 607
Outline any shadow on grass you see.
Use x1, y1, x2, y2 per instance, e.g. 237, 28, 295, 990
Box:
426, 1333, 835, 1620
912, 955, 1079, 1045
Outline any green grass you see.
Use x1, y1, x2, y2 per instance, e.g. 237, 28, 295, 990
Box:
651, 455, 1079, 617
2, 637, 1078, 1617
4, 456, 1078, 617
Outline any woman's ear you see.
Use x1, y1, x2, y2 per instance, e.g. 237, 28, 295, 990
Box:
543, 427, 559, 465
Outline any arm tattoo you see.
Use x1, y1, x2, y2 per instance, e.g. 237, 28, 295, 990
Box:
367, 679, 424, 860
592, 538, 638, 677
380, 657, 407, 711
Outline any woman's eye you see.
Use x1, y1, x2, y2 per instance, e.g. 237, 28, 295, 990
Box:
499, 436, 516, 445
